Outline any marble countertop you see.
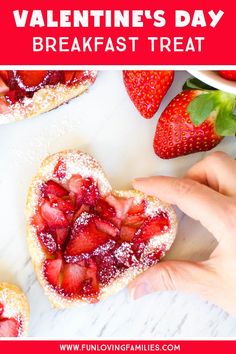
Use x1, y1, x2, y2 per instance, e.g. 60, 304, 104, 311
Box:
0, 70, 236, 338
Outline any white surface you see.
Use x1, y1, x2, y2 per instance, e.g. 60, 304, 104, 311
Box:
0, 71, 236, 338
188, 70, 236, 94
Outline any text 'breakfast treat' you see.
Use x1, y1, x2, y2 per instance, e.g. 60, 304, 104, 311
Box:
0, 283, 29, 337
0, 70, 97, 124
27, 151, 177, 308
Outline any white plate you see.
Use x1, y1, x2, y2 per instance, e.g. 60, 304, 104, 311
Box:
188, 70, 236, 94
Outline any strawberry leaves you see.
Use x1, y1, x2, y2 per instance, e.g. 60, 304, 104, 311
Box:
187, 93, 217, 125
184, 78, 236, 137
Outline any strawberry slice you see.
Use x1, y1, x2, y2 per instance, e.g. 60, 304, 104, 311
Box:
128, 200, 146, 215
94, 217, 119, 237
0, 303, 3, 317
31, 212, 47, 233
44, 259, 63, 288
15, 71, 49, 92
96, 199, 116, 218
48, 195, 74, 214
53, 159, 66, 180
42, 180, 68, 198
0, 318, 20, 337
55, 228, 69, 249
61, 263, 86, 295
0, 77, 9, 94
82, 177, 100, 205
68, 175, 84, 195
73, 204, 90, 220
0, 71, 9, 84
41, 201, 69, 229
105, 195, 133, 220
83, 259, 99, 294
120, 225, 137, 242
38, 232, 57, 254
124, 214, 145, 227
134, 213, 169, 243
64, 71, 76, 85
65, 214, 110, 256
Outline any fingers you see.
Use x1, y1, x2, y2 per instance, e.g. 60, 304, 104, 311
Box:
186, 151, 236, 197
133, 176, 230, 241
128, 260, 215, 300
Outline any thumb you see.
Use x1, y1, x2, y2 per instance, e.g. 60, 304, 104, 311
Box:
128, 260, 215, 300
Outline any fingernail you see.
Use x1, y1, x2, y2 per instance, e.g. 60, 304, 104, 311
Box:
130, 282, 152, 300
133, 178, 146, 183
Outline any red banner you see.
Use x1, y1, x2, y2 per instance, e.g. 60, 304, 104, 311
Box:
0, 340, 236, 353
0, 0, 235, 65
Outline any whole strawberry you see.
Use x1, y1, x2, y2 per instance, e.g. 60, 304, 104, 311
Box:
123, 70, 174, 119
218, 71, 236, 81
154, 87, 236, 159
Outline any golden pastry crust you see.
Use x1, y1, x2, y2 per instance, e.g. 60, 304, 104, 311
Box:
26, 150, 177, 308
0, 70, 97, 124
0, 282, 30, 336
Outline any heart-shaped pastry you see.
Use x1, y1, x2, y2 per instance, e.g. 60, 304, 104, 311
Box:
27, 151, 177, 308
0, 70, 97, 124
0, 282, 29, 337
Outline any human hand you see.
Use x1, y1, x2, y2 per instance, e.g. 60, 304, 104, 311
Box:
129, 151, 236, 316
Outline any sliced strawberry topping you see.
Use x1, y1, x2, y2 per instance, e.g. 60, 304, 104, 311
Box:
53, 159, 66, 180
61, 263, 86, 295
0, 318, 20, 337
68, 175, 84, 195
96, 199, 116, 218
120, 225, 137, 242
55, 228, 69, 249
124, 214, 145, 227
135, 213, 170, 243
128, 200, 146, 215
15, 71, 49, 92
34, 174, 171, 302
42, 180, 68, 198
41, 201, 69, 229
105, 195, 133, 220
0, 303, 3, 317
31, 212, 47, 233
38, 231, 57, 254
44, 259, 63, 288
0, 77, 9, 94
85, 259, 99, 292
94, 217, 119, 237
65, 214, 110, 256
83, 178, 100, 205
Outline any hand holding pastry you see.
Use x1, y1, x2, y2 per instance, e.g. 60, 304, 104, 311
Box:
130, 151, 236, 316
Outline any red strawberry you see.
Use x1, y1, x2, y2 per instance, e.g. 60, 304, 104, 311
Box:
218, 71, 236, 81
61, 263, 86, 295
42, 180, 68, 198
0, 318, 19, 337
65, 214, 110, 256
38, 231, 57, 254
120, 225, 137, 242
154, 90, 224, 159
0, 303, 4, 316
94, 217, 119, 237
44, 259, 63, 288
14, 71, 49, 92
127, 200, 146, 215
41, 201, 69, 229
68, 175, 84, 195
123, 70, 174, 119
